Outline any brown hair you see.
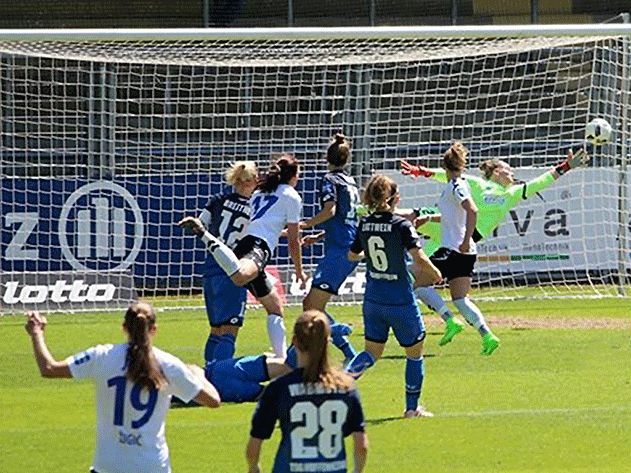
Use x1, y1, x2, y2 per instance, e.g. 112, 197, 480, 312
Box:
327, 133, 351, 167
225, 161, 258, 186
442, 141, 468, 173
479, 158, 504, 179
363, 174, 398, 212
257, 154, 299, 193
123, 302, 167, 391
293, 310, 353, 391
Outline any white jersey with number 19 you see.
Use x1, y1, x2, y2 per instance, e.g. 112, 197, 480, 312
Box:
66, 344, 203, 473
247, 184, 302, 252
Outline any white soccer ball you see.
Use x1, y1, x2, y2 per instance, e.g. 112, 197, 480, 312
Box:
585, 118, 612, 146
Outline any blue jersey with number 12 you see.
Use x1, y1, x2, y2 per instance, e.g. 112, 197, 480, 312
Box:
250, 368, 365, 473
200, 191, 250, 277
350, 212, 422, 306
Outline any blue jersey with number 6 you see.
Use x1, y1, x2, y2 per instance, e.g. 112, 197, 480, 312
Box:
250, 368, 365, 473
66, 343, 203, 473
199, 191, 250, 277
350, 212, 422, 306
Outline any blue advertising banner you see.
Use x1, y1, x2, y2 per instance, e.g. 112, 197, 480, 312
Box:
1, 173, 321, 290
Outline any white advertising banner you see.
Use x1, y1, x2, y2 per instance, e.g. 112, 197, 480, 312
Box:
392, 167, 627, 273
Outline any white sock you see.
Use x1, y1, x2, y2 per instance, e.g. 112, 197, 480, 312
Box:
267, 314, 287, 357
453, 297, 490, 336
201, 231, 240, 276
415, 286, 454, 321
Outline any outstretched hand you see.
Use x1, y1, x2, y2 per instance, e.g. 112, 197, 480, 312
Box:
178, 216, 205, 236
24, 310, 47, 336
566, 148, 589, 169
400, 160, 434, 179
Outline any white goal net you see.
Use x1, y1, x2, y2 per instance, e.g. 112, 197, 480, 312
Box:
1, 27, 629, 313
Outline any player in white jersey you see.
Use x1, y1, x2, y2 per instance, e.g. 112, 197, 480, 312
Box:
180, 154, 308, 356
423, 142, 500, 355
24, 302, 220, 473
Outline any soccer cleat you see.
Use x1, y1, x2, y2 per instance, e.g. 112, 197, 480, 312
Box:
438, 317, 464, 346
404, 406, 434, 419
481, 332, 500, 356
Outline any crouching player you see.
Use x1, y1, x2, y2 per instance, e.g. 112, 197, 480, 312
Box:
345, 175, 442, 418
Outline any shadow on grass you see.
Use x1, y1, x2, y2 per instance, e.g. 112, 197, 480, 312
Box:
366, 416, 404, 425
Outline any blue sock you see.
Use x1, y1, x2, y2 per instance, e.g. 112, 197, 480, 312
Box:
204, 334, 221, 362
405, 356, 425, 412
331, 331, 357, 361
285, 345, 298, 369
214, 334, 236, 360
326, 311, 357, 361
345, 351, 376, 379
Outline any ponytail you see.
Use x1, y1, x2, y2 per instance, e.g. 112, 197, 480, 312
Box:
257, 154, 299, 193
327, 133, 351, 167
293, 310, 352, 391
124, 302, 167, 391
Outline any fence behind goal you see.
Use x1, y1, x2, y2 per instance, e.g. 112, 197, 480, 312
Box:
1, 26, 629, 313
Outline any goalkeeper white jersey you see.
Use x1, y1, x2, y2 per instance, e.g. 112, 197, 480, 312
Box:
66, 343, 203, 473
438, 177, 477, 255
247, 184, 302, 252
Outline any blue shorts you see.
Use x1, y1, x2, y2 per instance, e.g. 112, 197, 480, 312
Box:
203, 274, 247, 327
311, 247, 358, 295
205, 355, 268, 403
362, 299, 426, 347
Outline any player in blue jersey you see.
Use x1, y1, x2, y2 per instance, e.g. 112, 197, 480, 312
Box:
199, 161, 257, 362
203, 322, 351, 404
345, 174, 442, 418
247, 310, 368, 473
300, 134, 360, 363
181, 155, 307, 357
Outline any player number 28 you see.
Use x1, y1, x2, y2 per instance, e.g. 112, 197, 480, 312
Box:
290, 400, 348, 460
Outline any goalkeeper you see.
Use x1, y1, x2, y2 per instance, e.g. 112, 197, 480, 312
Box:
399, 147, 588, 348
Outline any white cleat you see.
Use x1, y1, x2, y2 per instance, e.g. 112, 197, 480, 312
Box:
404, 406, 434, 419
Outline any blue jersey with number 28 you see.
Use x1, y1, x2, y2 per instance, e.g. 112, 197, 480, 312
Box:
250, 368, 365, 473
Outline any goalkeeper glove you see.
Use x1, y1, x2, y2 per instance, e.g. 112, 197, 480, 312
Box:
400, 159, 434, 178
555, 148, 588, 176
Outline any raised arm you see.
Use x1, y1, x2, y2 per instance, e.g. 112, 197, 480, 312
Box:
400, 160, 447, 183
24, 311, 72, 379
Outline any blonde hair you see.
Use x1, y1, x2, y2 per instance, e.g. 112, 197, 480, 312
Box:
225, 161, 258, 186
442, 141, 468, 173
363, 174, 398, 212
293, 310, 353, 391
124, 301, 167, 391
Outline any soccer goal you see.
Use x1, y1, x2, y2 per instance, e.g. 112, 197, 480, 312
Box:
1, 25, 629, 313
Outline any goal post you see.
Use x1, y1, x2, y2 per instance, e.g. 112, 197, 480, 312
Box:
1, 25, 629, 313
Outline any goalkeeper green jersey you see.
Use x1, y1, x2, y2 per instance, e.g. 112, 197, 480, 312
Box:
417, 169, 557, 257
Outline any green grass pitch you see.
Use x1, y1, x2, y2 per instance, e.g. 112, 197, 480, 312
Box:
1, 297, 630, 472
